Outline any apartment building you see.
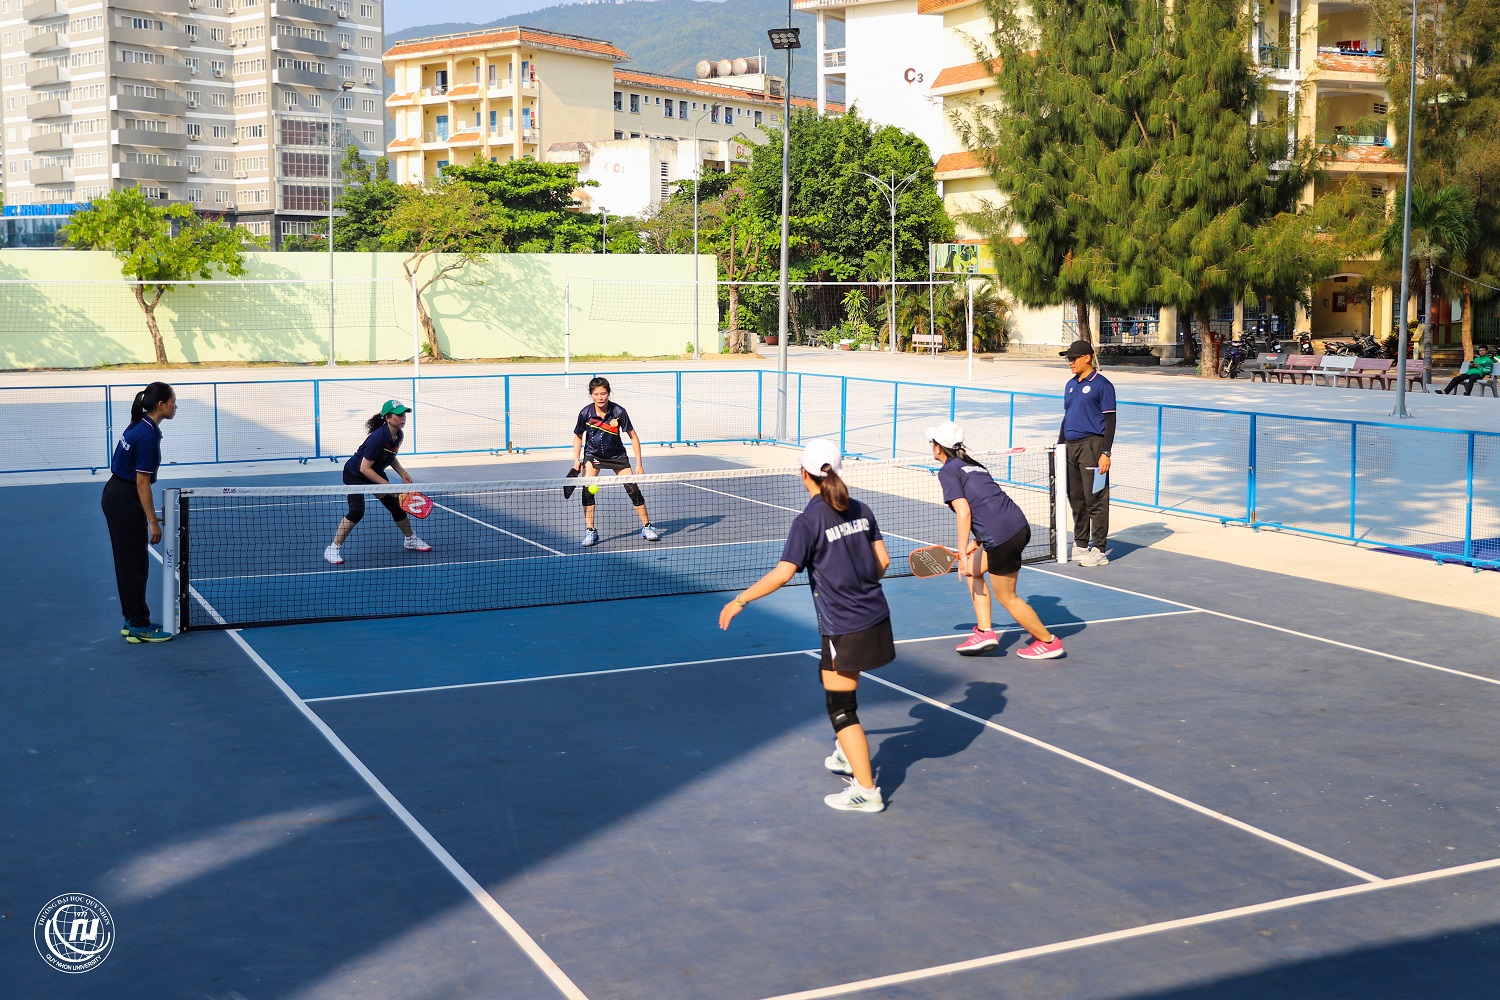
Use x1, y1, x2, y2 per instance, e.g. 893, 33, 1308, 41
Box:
800, 0, 1404, 343
0, 0, 386, 248
384, 27, 834, 187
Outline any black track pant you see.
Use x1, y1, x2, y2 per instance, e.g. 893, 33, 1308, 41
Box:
1064, 435, 1110, 551
102, 476, 152, 628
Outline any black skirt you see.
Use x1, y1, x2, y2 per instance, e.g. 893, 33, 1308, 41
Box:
818, 616, 896, 673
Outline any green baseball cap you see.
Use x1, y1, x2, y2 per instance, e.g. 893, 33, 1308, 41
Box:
381, 399, 412, 416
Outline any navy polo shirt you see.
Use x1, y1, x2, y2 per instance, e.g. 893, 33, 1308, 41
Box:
574, 401, 634, 461
936, 456, 1028, 547
779, 496, 890, 636
1062, 370, 1116, 440
110, 417, 163, 483
343, 424, 403, 481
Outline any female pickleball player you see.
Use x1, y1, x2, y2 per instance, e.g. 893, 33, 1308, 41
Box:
324, 399, 431, 565
572, 376, 659, 546
719, 439, 894, 813
929, 421, 1063, 660
102, 382, 177, 643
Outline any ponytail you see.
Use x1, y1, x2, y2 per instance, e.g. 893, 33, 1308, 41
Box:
364, 412, 386, 432
812, 464, 850, 512
129, 382, 174, 428
935, 442, 986, 470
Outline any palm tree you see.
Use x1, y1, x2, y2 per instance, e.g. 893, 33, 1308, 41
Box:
1383, 186, 1478, 379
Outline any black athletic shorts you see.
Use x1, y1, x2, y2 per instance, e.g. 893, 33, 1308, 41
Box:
984, 523, 1032, 576
585, 454, 631, 471
819, 616, 895, 673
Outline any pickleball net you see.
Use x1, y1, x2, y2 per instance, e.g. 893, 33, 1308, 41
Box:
162, 447, 1060, 631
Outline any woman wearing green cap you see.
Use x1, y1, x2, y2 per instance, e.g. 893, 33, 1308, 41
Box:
324, 399, 431, 565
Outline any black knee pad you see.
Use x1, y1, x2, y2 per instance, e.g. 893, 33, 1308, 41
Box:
580, 488, 596, 508
826, 689, 859, 734
344, 504, 365, 526
624, 482, 645, 507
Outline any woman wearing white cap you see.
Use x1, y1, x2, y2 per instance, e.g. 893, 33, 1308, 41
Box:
929, 421, 1063, 660
719, 439, 893, 813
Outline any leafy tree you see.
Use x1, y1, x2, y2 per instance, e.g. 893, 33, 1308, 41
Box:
442, 158, 600, 252
334, 146, 404, 252
61, 188, 265, 364
380, 180, 505, 359
1382, 186, 1478, 375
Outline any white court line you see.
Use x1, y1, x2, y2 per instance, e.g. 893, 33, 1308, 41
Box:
1028, 565, 1500, 689
757, 855, 1500, 1000
149, 548, 589, 1000
428, 499, 567, 556
855, 667, 1380, 882
302, 609, 1202, 703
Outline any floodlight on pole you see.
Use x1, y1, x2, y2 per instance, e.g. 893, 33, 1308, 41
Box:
325, 79, 355, 368
691, 103, 722, 361
859, 168, 921, 353
768, 17, 799, 440
1391, 0, 1420, 418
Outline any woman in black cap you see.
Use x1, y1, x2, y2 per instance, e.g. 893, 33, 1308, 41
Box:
102, 381, 177, 643
324, 399, 431, 565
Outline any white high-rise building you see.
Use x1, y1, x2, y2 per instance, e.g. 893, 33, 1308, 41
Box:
1, 0, 386, 247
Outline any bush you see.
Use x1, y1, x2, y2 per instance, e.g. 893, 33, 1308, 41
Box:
1098, 344, 1155, 358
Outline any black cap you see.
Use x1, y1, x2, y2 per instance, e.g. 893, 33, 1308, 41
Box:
1059, 339, 1095, 360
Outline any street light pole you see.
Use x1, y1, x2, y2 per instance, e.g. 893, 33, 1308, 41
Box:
691, 103, 721, 360
600, 207, 608, 252
325, 79, 355, 369
768, 17, 800, 441
1391, 0, 1420, 418
859, 168, 920, 353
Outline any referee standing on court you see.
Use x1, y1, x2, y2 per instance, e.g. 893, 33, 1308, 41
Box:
102, 382, 177, 643
1058, 340, 1116, 567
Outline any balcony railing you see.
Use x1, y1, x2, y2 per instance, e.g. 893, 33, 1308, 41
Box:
1257, 43, 1291, 69
424, 84, 448, 97
823, 48, 847, 70
1323, 132, 1389, 147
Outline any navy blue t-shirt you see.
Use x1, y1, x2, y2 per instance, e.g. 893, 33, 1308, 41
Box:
779, 496, 890, 636
1062, 370, 1117, 440
573, 401, 634, 461
343, 424, 403, 481
936, 456, 1028, 547
110, 417, 163, 483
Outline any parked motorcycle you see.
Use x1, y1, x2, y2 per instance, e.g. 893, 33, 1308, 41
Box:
1354, 332, 1382, 358
1218, 337, 1249, 379
1297, 332, 1315, 355
1323, 340, 1355, 357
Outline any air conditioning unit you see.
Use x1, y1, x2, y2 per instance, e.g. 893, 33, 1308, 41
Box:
213, 69, 224, 77
189, 134, 202, 140
231, 137, 239, 144
188, 0, 199, 7
190, 66, 199, 74
340, 41, 350, 50
188, 100, 199, 108
228, 39, 237, 47
235, 171, 248, 178
188, 164, 200, 173
225, 3, 236, 12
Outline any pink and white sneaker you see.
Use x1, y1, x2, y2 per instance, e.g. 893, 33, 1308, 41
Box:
1016, 636, 1065, 660
955, 627, 999, 655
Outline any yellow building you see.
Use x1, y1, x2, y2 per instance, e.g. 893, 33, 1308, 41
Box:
384, 27, 627, 183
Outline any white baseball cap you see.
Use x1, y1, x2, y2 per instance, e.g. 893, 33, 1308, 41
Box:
800, 438, 842, 477
926, 421, 964, 449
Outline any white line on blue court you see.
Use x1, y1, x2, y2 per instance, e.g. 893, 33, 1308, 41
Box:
431, 499, 567, 555
300, 609, 1202, 703
756, 854, 1500, 1000
148, 548, 591, 1000
1028, 565, 1500, 689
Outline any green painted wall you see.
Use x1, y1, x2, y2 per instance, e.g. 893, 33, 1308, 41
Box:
0, 250, 719, 369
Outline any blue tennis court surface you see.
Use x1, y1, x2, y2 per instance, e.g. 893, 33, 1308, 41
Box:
6, 459, 1500, 998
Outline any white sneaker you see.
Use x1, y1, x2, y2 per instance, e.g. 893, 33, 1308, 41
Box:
324, 544, 343, 565
1072, 544, 1091, 562
824, 742, 852, 775
1080, 546, 1109, 567
404, 534, 432, 552
824, 778, 885, 813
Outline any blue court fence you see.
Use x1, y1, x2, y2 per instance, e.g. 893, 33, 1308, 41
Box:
7, 369, 1498, 569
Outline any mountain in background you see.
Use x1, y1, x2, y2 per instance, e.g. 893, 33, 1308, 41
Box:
389, 0, 844, 100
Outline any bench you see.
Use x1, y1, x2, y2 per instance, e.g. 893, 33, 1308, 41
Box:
1242, 352, 1284, 381
910, 332, 943, 354
1309, 355, 1357, 386
1270, 354, 1320, 384
1392, 359, 1429, 391
1478, 371, 1498, 398
1339, 357, 1394, 389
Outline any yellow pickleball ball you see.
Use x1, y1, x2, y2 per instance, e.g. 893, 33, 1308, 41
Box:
587, 484, 599, 494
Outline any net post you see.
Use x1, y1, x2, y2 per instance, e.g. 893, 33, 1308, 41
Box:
1153, 405, 1163, 507
675, 371, 684, 444
103, 384, 113, 469
1464, 432, 1475, 562
949, 386, 956, 423
411, 375, 419, 454
1348, 423, 1357, 540
213, 383, 221, 463
1052, 443, 1069, 564
162, 489, 181, 634
504, 374, 513, 451
890, 382, 899, 458
756, 371, 764, 441
1247, 413, 1258, 523
313, 380, 322, 459
838, 377, 848, 455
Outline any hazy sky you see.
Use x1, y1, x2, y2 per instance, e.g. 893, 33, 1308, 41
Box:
384, 0, 565, 33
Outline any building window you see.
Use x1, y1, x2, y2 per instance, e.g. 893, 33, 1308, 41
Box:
724, 107, 733, 125
613, 91, 622, 112
710, 105, 720, 124
629, 93, 640, 114
754, 110, 762, 126
664, 98, 673, 117
659, 161, 669, 202
614, 130, 623, 139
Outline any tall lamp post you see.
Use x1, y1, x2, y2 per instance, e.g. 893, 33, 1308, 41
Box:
859, 168, 920, 353
1390, 0, 1420, 418
600, 207, 609, 252
768, 20, 799, 441
691, 102, 722, 360
325, 79, 355, 369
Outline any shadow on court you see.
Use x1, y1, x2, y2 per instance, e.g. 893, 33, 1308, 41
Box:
869, 681, 1008, 798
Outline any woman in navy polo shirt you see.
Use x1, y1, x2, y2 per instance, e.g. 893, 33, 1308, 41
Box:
929, 421, 1063, 660
324, 399, 431, 565
102, 381, 177, 643
719, 439, 893, 813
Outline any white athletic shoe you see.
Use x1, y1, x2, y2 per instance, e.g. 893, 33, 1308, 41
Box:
1080, 546, 1109, 567
824, 778, 885, 813
641, 523, 660, 541
1072, 544, 1091, 563
404, 534, 432, 552
824, 742, 853, 776
324, 544, 344, 565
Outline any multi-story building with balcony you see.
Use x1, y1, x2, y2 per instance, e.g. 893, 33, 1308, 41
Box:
800, 0, 1406, 344
383, 27, 832, 189
0, 0, 386, 248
